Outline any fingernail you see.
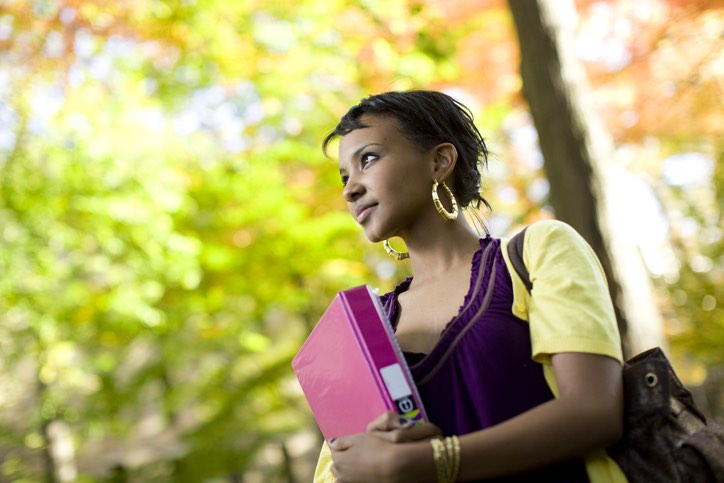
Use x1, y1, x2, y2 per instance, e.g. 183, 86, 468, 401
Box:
398, 416, 413, 427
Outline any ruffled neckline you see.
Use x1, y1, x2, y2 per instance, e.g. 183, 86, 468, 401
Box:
385, 236, 494, 366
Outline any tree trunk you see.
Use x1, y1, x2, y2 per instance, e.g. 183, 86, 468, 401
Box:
507, 0, 666, 356
41, 418, 58, 483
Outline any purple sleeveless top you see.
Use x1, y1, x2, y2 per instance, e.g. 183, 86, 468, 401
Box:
381, 237, 589, 482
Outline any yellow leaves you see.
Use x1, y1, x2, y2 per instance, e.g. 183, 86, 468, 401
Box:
24, 432, 44, 449
232, 228, 254, 248
180, 270, 202, 290
148, 0, 174, 20
398, 51, 438, 84
239, 331, 270, 353
107, 286, 167, 328
321, 258, 368, 281
370, 38, 398, 74
72, 302, 97, 326
105, 197, 161, 224
39, 341, 102, 393
78, 2, 116, 30
202, 243, 238, 271
252, 12, 300, 53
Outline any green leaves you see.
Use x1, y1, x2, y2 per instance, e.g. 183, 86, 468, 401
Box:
1, 0, 721, 480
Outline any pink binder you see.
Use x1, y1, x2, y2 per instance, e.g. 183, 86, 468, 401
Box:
292, 285, 427, 441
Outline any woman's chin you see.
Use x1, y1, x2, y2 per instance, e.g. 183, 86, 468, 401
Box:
363, 229, 384, 244
366, 235, 383, 244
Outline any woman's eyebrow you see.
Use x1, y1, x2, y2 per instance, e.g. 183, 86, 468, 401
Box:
349, 142, 383, 160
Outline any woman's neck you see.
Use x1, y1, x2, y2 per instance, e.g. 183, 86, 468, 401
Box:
402, 219, 483, 284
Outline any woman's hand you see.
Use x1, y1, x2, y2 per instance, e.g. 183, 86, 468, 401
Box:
329, 412, 441, 482
366, 411, 442, 443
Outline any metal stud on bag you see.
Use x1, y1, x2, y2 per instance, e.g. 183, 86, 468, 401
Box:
645, 372, 658, 387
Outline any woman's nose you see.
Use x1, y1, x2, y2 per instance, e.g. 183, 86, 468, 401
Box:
343, 175, 364, 202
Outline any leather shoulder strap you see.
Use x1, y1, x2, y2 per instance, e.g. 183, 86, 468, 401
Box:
507, 227, 533, 293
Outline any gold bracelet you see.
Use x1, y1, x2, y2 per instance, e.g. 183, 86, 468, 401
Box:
443, 437, 453, 482
446, 435, 461, 482
431, 436, 461, 483
431, 438, 448, 483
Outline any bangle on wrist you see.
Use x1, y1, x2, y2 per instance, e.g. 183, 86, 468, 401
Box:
430, 435, 460, 482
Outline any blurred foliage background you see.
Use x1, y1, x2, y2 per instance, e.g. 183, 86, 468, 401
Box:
0, 0, 721, 481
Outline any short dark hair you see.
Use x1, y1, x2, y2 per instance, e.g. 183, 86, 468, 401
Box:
322, 90, 490, 210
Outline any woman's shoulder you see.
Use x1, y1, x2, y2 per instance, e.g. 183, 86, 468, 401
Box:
509, 219, 594, 265
522, 219, 583, 245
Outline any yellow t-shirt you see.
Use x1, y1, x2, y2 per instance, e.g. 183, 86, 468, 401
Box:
314, 220, 627, 482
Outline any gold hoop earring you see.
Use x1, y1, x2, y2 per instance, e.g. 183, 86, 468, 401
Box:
432, 179, 459, 221
383, 240, 409, 260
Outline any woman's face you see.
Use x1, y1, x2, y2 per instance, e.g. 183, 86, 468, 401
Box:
338, 114, 435, 242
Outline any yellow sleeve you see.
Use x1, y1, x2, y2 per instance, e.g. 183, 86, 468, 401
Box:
313, 443, 336, 483
502, 219, 623, 365
501, 220, 627, 483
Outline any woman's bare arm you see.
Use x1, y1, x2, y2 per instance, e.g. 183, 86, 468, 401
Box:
402, 352, 623, 481
331, 352, 622, 482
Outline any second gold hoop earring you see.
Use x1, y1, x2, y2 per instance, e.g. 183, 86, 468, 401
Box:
383, 239, 409, 260
432, 179, 459, 221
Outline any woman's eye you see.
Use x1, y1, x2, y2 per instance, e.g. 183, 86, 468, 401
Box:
361, 153, 378, 166
341, 175, 349, 187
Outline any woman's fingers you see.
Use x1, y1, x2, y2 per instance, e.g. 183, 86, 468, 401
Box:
332, 412, 441, 453
364, 411, 442, 443
365, 411, 412, 432
328, 434, 355, 452
371, 421, 442, 443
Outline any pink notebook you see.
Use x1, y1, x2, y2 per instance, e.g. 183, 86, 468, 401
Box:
292, 285, 427, 441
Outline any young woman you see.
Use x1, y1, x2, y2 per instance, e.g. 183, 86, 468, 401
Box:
314, 90, 626, 482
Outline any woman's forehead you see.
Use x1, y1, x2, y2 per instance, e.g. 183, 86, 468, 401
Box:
338, 115, 400, 151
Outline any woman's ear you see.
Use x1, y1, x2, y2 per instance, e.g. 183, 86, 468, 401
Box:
432, 142, 458, 181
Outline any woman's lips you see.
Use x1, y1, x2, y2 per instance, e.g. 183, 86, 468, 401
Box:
355, 204, 376, 224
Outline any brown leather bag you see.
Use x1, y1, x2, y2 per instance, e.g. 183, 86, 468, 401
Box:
606, 347, 724, 482
507, 228, 724, 482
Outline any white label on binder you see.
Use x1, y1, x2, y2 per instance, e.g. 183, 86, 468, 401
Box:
380, 363, 412, 400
